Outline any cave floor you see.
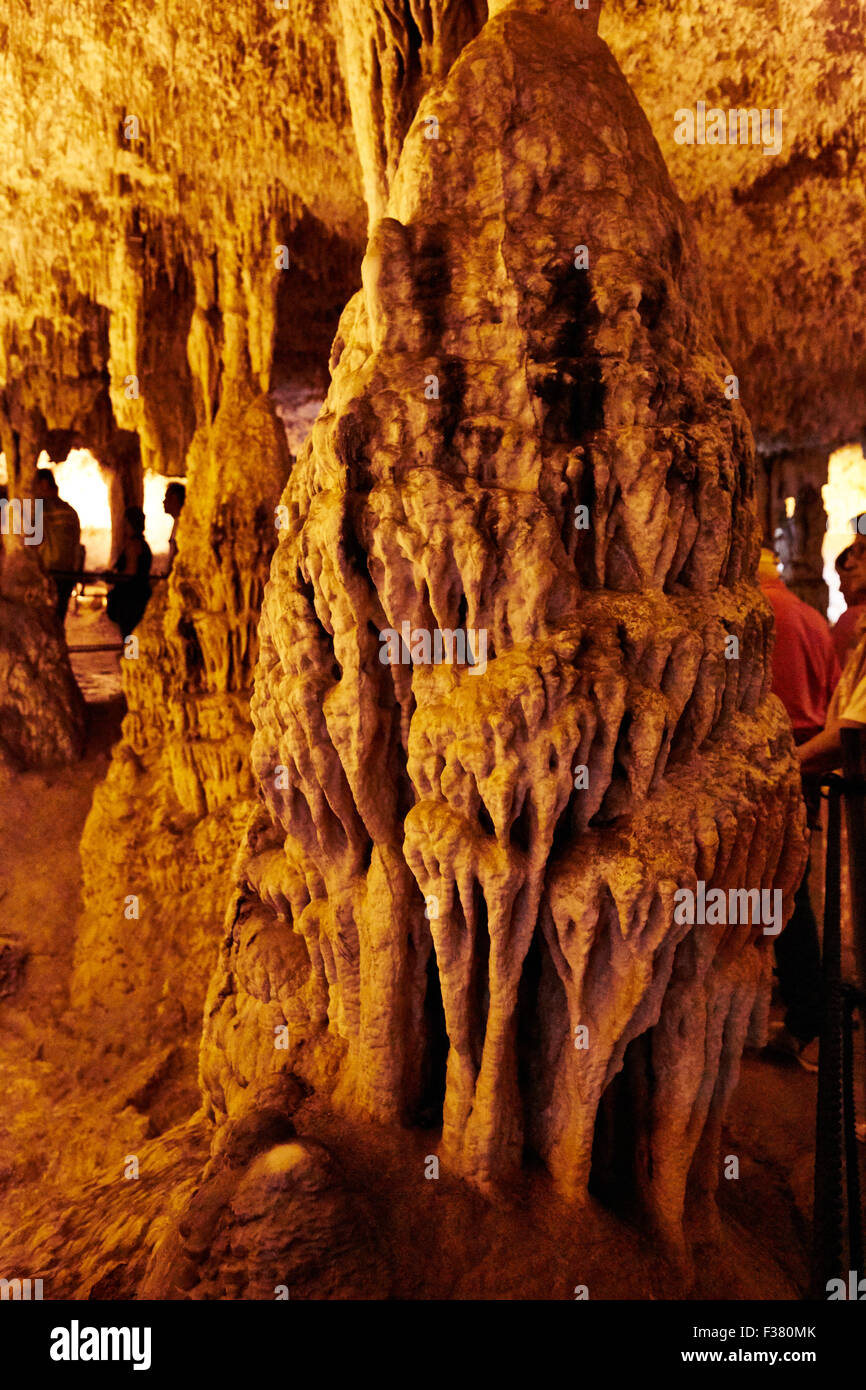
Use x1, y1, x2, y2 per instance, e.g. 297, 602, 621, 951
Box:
65, 601, 123, 703
0, 705, 850, 1300
284, 1047, 816, 1300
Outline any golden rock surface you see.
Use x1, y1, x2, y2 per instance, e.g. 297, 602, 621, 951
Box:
198, 1, 805, 1268
0, 0, 834, 1297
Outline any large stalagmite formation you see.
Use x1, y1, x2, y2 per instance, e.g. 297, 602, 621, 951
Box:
196, 0, 806, 1260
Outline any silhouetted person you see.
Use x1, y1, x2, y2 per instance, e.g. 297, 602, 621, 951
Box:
759, 546, 841, 1068
106, 506, 152, 637
831, 543, 866, 664
163, 481, 186, 574
33, 467, 81, 622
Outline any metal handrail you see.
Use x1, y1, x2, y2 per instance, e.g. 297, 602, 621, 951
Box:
51, 570, 168, 583
809, 741, 866, 1298
66, 643, 125, 653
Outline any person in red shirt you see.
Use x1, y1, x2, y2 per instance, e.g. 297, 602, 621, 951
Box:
759, 547, 841, 1067
759, 547, 841, 737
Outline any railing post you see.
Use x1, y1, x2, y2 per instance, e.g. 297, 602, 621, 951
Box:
810, 775, 844, 1300
839, 728, 866, 1277
840, 729, 866, 992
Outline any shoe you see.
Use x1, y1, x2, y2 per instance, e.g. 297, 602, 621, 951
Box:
763, 1023, 820, 1072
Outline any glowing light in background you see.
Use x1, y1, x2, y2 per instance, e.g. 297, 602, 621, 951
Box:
822, 444, 866, 623
1, 448, 182, 575
47, 449, 112, 568
29, 450, 181, 571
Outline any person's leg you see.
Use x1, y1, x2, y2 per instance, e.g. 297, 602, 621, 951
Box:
774, 861, 822, 1044
106, 585, 126, 634
54, 578, 74, 623
125, 585, 151, 633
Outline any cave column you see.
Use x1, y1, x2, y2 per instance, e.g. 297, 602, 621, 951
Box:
100, 431, 143, 567
768, 447, 830, 613
0, 400, 46, 501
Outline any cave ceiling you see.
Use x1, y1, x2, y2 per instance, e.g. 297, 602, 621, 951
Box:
0, 0, 863, 460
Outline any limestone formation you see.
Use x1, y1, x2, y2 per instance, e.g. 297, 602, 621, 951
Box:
601, 0, 866, 454
140, 1075, 388, 1299
0, 556, 85, 768
0, 934, 29, 1000
73, 377, 291, 1063
334, 0, 487, 224
775, 475, 831, 613
200, 0, 806, 1259
3, 0, 859, 1301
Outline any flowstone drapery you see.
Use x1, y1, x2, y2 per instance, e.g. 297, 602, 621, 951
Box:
199, 0, 806, 1252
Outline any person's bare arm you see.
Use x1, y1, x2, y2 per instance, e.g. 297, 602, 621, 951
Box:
798, 718, 866, 773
